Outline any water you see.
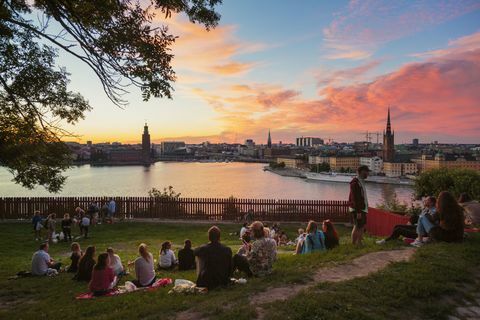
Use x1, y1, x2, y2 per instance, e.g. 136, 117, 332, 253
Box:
0, 162, 414, 206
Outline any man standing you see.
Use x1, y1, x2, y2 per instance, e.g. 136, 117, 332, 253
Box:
349, 165, 370, 245
194, 226, 232, 290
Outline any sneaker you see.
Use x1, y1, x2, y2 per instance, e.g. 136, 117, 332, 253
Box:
376, 239, 386, 245
410, 239, 424, 247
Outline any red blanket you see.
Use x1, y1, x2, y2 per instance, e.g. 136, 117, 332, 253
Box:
76, 278, 173, 300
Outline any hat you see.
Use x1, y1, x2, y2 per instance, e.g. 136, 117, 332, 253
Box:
357, 165, 371, 173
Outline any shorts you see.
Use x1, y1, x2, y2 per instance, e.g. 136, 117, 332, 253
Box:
351, 211, 367, 228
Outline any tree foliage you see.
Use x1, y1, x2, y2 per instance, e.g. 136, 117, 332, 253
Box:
0, 0, 222, 192
310, 162, 330, 172
414, 168, 480, 200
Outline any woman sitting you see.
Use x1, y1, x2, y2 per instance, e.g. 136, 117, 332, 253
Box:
458, 193, 480, 226
323, 220, 339, 249
429, 191, 465, 243
89, 253, 117, 296
67, 242, 82, 273
107, 247, 125, 276
133, 243, 156, 287
158, 241, 177, 270
75, 246, 96, 281
302, 220, 326, 254
178, 240, 195, 271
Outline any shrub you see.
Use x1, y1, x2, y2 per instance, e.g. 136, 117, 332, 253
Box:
414, 168, 480, 200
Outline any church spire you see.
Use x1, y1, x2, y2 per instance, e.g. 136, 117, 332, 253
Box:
386, 107, 392, 134
267, 129, 272, 148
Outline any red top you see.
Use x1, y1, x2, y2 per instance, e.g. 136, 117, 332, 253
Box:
89, 267, 115, 292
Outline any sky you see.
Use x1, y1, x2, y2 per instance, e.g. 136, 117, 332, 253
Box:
58, 0, 480, 145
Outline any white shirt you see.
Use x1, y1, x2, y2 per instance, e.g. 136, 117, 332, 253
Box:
240, 227, 248, 238
159, 249, 176, 268
110, 254, 123, 275
81, 217, 90, 226
31, 250, 50, 276
135, 253, 155, 286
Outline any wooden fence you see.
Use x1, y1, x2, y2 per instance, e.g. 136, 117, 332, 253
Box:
0, 197, 351, 222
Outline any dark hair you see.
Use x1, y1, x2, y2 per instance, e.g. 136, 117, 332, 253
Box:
39, 243, 48, 250
79, 246, 96, 265
184, 239, 192, 250
306, 220, 318, 234
436, 191, 464, 230
160, 241, 171, 255
323, 220, 339, 241
428, 196, 436, 206
243, 222, 248, 227
458, 193, 471, 203
357, 165, 370, 174
208, 226, 221, 242
94, 253, 109, 271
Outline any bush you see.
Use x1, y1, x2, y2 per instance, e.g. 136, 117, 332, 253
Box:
269, 161, 286, 169
414, 168, 480, 200
310, 162, 330, 172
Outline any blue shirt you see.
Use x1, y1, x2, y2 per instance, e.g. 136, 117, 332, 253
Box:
32, 215, 42, 226
302, 231, 326, 254
108, 201, 116, 213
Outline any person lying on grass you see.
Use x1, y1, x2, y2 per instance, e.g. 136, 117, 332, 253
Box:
89, 253, 117, 297
31, 243, 61, 276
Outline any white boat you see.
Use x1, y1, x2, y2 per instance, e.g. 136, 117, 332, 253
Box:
305, 172, 414, 186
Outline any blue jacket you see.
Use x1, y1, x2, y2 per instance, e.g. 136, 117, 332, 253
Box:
302, 231, 326, 254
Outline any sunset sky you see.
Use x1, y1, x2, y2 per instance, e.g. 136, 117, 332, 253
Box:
61, 0, 480, 145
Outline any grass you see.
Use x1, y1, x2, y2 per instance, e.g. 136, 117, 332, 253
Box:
0, 221, 479, 320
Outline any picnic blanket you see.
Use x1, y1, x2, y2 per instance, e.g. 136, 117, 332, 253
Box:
76, 278, 172, 300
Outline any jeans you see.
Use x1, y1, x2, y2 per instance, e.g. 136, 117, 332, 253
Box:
417, 215, 436, 237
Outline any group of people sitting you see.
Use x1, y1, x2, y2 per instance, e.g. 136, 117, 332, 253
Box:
377, 191, 479, 246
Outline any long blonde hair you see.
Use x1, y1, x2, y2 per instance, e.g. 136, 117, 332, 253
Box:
138, 243, 150, 262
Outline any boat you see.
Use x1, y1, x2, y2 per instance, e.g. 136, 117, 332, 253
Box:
305, 172, 414, 186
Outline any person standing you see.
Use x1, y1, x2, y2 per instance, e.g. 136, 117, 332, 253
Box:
32, 211, 43, 241
107, 198, 116, 223
61, 213, 73, 242
194, 226, 232, 290
349, 165, 370, 246
46, 213, 57, 243
81, 214, 91, 239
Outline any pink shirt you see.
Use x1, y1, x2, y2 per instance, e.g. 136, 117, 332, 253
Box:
89, 267, 115, 292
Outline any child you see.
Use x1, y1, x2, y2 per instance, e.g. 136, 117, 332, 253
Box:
61, 213, 73, 241
81, 214, 91, 239
278, 231, 289, 246
67, 242, 82, 273
158, 241, 177, 270
178, 240, 195, 271
89, 253, 117, 296
32, 211, 43, 241
294, 228, 307, 254
46, 213, 56, 243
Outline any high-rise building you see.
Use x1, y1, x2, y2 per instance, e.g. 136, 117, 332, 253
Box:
142, 123, 151, 163
296, 136, 324, 147
412, 138, 419, 147
382, 108, 395, 162
267, 129, 272, 148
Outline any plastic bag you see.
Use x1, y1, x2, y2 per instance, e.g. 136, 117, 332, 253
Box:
124, 281, 137, 292
174, 279, 195, 286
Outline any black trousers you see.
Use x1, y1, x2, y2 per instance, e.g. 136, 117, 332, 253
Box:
62, 228, 72, 241
386, 225, 417, 241
233, 254, 252, 277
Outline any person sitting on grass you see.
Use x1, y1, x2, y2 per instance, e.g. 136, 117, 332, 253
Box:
376, 196, 435, 245
178, 240, 195, 271
31, 243, 61, 276
458, 193, 480, 226
75, 246, 96, 281
302, 220, 326, 254
61, 213, 73, 242
411, 197, 438, 247
67, 242, 82, 273
237, 231, 252, 256
240, 222, 249, 239
233, 221, 277, 277
194, 226, 232, 290
294, 228, 307, 254
428, 191, 465, 243
158, 241, 177, 270
32, 211, 43, 241
278, 231, 289, 246
323, 220, 339, 249
132, 243, 156, 288
89, 253, 117, 296
107, 247, 125, 276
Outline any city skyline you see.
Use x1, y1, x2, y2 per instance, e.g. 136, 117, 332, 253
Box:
58, 0, 480, 144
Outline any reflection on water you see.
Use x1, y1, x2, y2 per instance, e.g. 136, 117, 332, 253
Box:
0, 163, 414, 206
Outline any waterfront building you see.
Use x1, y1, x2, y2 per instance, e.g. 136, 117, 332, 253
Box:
142, 123, 152, 163
383, 108, 395, 162
308, 155, 330, 165
412, 153, 480, 173
276, 156, 306, 169
359, 156, 383, 174
329, 156, 360, 172
160, 141, 186, 155
296, 136, 324, 147
383, 161, 418, 177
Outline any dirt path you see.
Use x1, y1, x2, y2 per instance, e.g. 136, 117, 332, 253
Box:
174, 248, 415, 320
252, 248, 416, 319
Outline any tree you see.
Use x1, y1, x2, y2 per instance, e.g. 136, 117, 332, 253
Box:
414, 168, 480, 200
0, 0, 222, 192
310, 162, 330, 172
